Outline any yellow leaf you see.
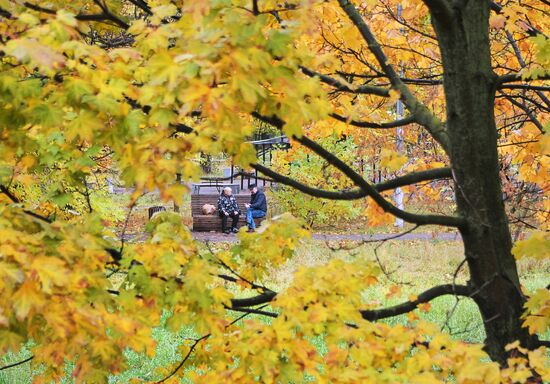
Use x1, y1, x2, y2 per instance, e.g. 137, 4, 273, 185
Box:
490, 15, 506, 29
12, 281, 45, 320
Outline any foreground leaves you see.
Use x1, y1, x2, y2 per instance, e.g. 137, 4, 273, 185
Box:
0, 0, 548, 382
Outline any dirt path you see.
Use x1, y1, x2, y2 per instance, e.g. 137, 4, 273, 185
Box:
192, 231, 462, 243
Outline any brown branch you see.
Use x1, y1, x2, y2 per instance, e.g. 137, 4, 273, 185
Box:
300, 66, 390, 97
225, 305, 278, 318
252, 0, 259, 15
295, 135, 465, 228
501, 93, 546, 133
330, 112, 415, 129
336, 0, 450, 152
23, 1, 129, 29
497, 73, 550, 84
251, 112, 463, 227
230, 291, 277, 308
360, 284, 471, 321
127, 0, 152, 15
0, 185, 52, 223
156, 305, 269, 383
0, 356, 34, 371
252, 163, 451, 200
155, 334, 208, 383
499, 84, 550, 92
375, 167, 452, 191
251, 163, 365, 200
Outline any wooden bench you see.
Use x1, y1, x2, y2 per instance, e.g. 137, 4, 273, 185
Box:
191, 194, 264, 232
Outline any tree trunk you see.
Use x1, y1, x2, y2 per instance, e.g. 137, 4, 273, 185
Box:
430, 1, 538, 363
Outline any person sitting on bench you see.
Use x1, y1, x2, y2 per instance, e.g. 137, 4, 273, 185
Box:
218, 187, 240, 234
245, 184, 267, 232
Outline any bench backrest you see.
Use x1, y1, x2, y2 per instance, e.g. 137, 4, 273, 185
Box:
191, 194, 251, 216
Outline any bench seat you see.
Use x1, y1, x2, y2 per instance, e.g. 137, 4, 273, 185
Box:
192, 215, 263, 232
191, 194, 265, 232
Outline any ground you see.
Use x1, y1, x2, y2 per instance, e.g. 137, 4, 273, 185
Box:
192, 230, 462, 243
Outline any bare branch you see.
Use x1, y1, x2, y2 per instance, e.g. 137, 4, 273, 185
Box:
156, 305, 269, 383
375, 167, 452, 192
226, 305, 278, 318
360, 284, 471, 321
336, 0, 450, 152
0, 356, 34, 371
23, 1, 129, 29
155, 335, 207, 383
295, 135, 465, 228
0, 185, 52, 223
501, 92, 546, 133
230, 291, 277, 308
251, 112, 463, 227
252, 0, 259, 15
499, 84, 550, 92
300, 66, 390, 97
497, 73, 550, 84
330, 112, 415, 129
252, 163, 452, 199
252, 163, 365, 200
127, 0, 152, 15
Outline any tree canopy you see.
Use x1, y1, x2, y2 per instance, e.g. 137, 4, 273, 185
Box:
0, 0, 548, 382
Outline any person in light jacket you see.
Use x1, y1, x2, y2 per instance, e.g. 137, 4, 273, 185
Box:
217, 187, 240, 234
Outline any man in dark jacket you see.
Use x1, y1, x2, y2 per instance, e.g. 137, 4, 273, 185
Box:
244, 184, 267, 232
218, 187, 240, 234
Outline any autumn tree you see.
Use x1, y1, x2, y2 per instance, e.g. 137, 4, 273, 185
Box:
0, 0, 548, 382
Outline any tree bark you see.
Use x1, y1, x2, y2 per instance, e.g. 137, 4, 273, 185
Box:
430, 0, 538, 362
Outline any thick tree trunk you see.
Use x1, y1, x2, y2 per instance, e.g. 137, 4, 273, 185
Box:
431, 1, 537, 363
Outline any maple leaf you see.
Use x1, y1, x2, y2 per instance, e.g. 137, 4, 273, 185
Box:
12, 280, 46, 321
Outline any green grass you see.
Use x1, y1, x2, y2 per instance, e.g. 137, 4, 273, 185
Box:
2, 239, 548, 383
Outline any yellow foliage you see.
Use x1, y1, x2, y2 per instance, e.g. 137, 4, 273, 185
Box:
0, 0, 548, 382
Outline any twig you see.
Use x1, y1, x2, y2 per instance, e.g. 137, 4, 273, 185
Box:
156, 305, 269, 383
0, 356, 34, 371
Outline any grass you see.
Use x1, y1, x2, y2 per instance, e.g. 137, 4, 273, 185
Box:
267, 240, 549, 342
1, 239, 548, 383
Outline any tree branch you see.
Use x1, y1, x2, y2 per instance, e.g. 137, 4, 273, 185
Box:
226, 305, 278, 318
360, 284, 471, 321
127, 0, 152, 15
375, 167, 452, 192
0, 185, 52, 223
330, 112, 415, 129
252, 163, 365, 199
252, 163, 452, 200
251, 112, 463, 227
295, 135, 465, 228
23, 1, 129, 29
336, 0, 450, 152
230, 291, 277, 308
497, 73, 550, 84
0, 356, 34, 371
499, 84, 550, 92
501, 93, 546, 133
300, 66, 390, 97
156, 305, 269, 382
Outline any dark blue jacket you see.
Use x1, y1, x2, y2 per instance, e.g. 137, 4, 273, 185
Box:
250, 190, 267, 212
